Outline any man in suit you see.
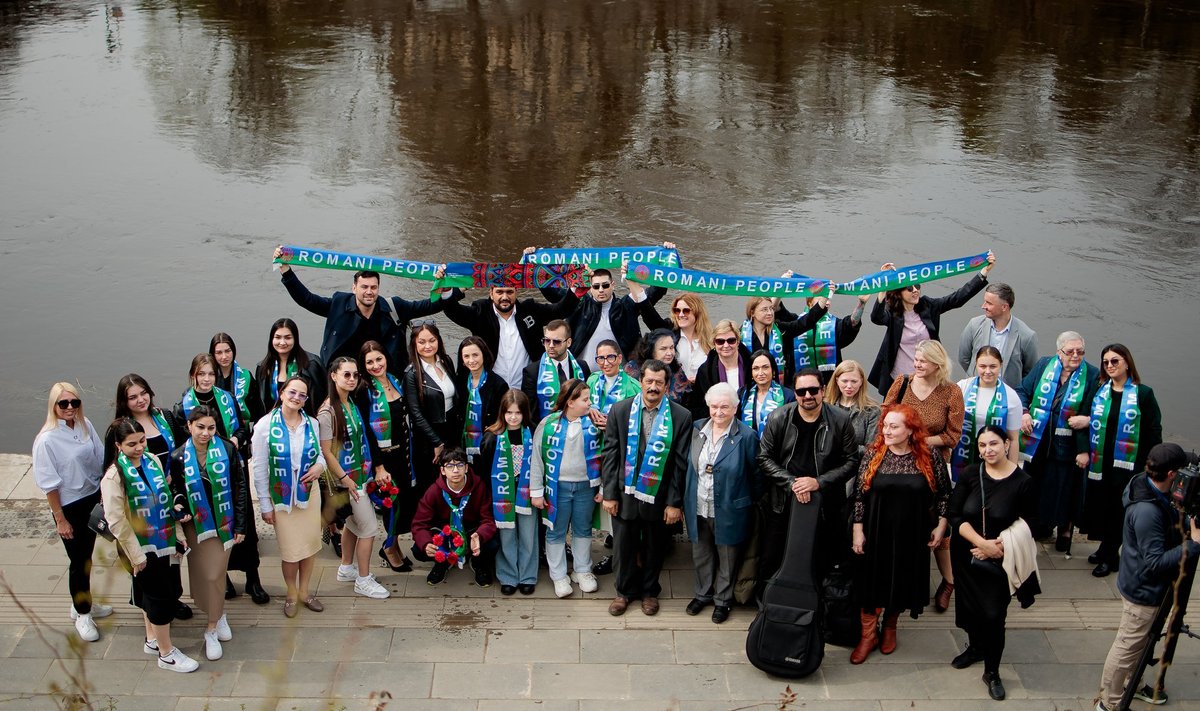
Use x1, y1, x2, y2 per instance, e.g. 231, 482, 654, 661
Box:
442, 283, 579, 391
600, 360, 693, 616
521, 320, 591, 421
274, 246, 453, 373
957, 282, 1038, 387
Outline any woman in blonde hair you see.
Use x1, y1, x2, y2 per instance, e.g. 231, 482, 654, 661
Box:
883, 339, 964, 614
824, 360, 880, 454
690, 319, 753, 421
631, 288, 715, 384
33, 382, 109, 642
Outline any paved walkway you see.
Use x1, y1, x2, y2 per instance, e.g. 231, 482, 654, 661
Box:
1, 454, 1198, 710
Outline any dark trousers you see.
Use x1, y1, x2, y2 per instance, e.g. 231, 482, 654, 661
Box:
612, 516, 669, 599
60, 491, 101, 615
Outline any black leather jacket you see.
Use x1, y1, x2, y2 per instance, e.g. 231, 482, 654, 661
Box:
756, 402, 860, 514
167, 437, 249, 536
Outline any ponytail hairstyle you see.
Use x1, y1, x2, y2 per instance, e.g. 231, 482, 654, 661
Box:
324, 357, 359, 446
103, 417, 145, 472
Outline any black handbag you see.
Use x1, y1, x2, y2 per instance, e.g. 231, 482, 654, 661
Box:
969, 468, 1007, 579
87, 503, 115, 542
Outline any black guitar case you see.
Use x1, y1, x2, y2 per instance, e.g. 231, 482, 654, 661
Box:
744, 492, 824, 677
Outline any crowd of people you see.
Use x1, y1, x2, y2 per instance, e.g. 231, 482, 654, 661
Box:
30, 243, 1181, 706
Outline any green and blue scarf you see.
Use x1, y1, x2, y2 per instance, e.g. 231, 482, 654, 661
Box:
117, 453, 176, 558
535, 353, 584, 420
623, 396, 675, 503
180, 438, 236, 550
182, 387, 241, 441
740, 383, 787, 436
1089, 382, 1141, 480
539, 413, 602, 530
740, 319, 785, 383
266, 408, 320, 512
1020, 358, 1090, 462
490, 428, 532, 528
951, 378, 1010, 481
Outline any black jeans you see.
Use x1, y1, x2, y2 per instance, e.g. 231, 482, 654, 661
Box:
60, 491, 101, 615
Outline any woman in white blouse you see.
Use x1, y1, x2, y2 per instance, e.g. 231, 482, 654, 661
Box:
32, 382, 109, 642
403, 322, 462, 502
251, 376, 326, 618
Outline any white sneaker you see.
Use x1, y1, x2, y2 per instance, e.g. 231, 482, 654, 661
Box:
354, 574, 390, 600
552, 577, 574, 598
70, 603, 112, 620
143, 638, 160, 655
157, 646, 199, 673
203, 629, 222, 661
214, 613, 232, 642
571, 571, 599, 593
336, 564, 358, 582
74, 613, 99, 642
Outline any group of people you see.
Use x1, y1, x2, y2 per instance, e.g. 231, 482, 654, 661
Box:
30, 242, 1183, 707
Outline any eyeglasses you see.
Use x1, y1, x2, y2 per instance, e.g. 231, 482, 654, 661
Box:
672, 307, 693, 315
340, 372, 360, 379
795, 387, 822, 397
903, 284, 921, 293
442, 461, 467, 470
714, 337, 738, 346
56, 398, 82, 409
1059, 348, 1085, 357
595, 354, 620, 363
542, 337, 566, 346
284, 390, 309, 401
1102, 358, 1124, 367
591, 282, 612, 290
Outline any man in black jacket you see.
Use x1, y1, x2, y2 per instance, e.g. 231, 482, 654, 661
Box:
1097, 444, 1200, 711
600, 360, 693, 617
520, 320, 590, 421
757, 368, 860, 580
442, 283, 578, 392
541, 263, 668, 361
274, 246, 452, 373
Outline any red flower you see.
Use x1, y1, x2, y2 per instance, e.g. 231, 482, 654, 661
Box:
447, 552, 459, 565
442, 525, 452, 536
434, 551, 446, 563
432, 534, 444, 546
366, 481, 376, 493
382, 498, 393, 508
388, 486, 399, 496
452, 535, 463, 548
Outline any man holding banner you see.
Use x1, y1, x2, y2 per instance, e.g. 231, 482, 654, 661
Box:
274, 246, 454, 373
442, 279, 579, 392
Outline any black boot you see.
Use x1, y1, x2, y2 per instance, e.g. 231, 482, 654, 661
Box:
224, 575, 238, 600
244, 569, 270, 605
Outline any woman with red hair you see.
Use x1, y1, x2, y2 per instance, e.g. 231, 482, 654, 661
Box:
848, 404, 951, 664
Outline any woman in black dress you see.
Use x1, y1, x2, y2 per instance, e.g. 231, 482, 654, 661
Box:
355, 340, 415, 572
850, 404, 951, 665
947, 424, 1037, 701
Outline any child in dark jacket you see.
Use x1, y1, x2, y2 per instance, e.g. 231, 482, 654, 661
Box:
411, 447, 499, 586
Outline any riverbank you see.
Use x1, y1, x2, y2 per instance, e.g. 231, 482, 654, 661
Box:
1, 453, 1199, 709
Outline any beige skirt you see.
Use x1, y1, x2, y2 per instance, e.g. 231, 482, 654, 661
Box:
182, 525, 232, 619
273, 486, 323, 563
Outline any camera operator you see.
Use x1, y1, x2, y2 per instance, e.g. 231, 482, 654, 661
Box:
1096, 443, 1200, 711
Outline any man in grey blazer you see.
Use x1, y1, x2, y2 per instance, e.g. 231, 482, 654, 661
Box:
957, 282, 1038, 387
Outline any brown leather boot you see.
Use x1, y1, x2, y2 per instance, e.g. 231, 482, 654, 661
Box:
934, 579, 954, 612
849, 609, 880, 664
880, 611, 900, 654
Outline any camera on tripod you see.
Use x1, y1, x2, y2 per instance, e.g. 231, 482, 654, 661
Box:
1168, 458, 1200, 518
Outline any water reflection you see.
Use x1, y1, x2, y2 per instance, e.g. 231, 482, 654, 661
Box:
0, 0, 1198, 450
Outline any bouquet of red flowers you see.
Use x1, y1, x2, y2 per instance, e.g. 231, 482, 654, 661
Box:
365, 480, 403, 548
431, 525, 468, 568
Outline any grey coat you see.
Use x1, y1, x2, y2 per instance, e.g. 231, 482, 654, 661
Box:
957, 313, 1038, 388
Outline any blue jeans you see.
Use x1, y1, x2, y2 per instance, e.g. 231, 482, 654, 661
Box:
545, 479, 596, 581
496, 511, 539, 586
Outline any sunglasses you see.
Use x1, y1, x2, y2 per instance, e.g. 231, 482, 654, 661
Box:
56, 398, 82, 409
1059, 348, 1085, 357
903, 284, 921, 293
442, 461, 468, 470
595, 354, 620, 363
795, 386, 822, 397
672, 307, 693, 315
1102, 358, 1124, 367
591, 282, 612, 290
340, 372, 360, 379
284, 390, 309, 401
542, 337, 566, 346
714, 337, 738, 346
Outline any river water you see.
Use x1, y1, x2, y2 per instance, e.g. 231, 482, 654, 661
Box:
1, 0, 1198, 452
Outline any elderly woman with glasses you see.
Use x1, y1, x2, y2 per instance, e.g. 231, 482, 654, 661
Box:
1017, 331, 1099, 556
867, 252, 995, 398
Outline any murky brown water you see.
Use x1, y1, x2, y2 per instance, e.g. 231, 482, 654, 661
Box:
2, 0, 1198, 451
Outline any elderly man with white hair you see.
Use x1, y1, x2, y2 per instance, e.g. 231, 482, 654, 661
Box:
682, 382, 761, 623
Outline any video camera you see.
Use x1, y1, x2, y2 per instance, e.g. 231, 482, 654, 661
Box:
1168, 454, 1200, 518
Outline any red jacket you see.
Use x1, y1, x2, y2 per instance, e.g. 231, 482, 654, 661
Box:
412, 471, 497, 551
